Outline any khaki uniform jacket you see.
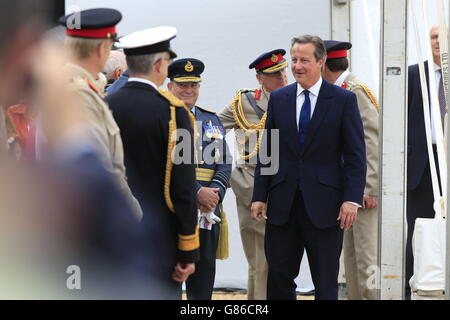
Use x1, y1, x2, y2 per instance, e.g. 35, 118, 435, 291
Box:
217, 86, 269, 206
345, 72, 379, 196
66, 63, 143, 220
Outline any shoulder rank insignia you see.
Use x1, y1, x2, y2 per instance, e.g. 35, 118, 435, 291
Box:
253, 89, 262, 100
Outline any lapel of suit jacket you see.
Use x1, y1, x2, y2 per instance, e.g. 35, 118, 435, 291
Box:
284, 83, 302, 157
299, 79, 333, 157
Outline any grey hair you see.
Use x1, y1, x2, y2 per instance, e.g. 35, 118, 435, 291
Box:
126, 52, 167, 75
291, 35, 326, 61
104, 49, 127, 78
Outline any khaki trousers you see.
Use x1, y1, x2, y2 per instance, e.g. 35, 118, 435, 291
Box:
343, 207, 378, 300
231, 167, 268, 300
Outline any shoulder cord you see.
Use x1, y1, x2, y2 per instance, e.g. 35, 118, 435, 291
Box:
230, 90, 267, 160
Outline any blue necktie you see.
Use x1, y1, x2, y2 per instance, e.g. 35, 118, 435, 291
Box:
298, 89, 311, 145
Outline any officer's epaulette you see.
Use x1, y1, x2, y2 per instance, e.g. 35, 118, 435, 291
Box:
345, 80, 357, 90
237, 88, 262, 100
71, 76, 103, 96
196, 105, 216, 114
157, 89, 185, 107
237, 88, 257, 94
71, 76, 86, 87
347, 80, 379, 112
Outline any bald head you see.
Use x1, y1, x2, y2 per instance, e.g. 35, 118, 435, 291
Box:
430, 25, 449, 66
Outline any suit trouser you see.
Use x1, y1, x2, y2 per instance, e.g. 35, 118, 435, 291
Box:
265, 191, 343, 300
186, 223, 220, 300
406, 147, 438, 299
236, 196, 268, 300
141, 210, 183, 300
343, 206, 378, 300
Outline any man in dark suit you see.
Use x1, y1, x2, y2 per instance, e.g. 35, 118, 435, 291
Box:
251, 35, 366, 300
106, 26, 200, 299
406, 25, 446, 299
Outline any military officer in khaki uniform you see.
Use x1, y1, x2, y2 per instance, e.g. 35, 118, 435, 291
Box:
322, 40, 379, 300
59, 8, 143, 220
218, 49, 288, 300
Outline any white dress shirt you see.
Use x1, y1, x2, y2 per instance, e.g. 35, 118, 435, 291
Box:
296, 77, 323, 130
334, 70, 350, 88
431, 63, 442, 144
128, 77, 158, 90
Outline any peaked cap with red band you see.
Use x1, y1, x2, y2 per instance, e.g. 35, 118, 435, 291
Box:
248, 49, 288, 74
324, 40, 352, 59
59, 8, 122, 40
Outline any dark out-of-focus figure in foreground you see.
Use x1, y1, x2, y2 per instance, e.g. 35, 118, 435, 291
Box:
0, 2, 153, 299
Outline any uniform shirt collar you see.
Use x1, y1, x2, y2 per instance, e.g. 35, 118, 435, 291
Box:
334, 70, 350, 87
65, 62, 101, 91
128, 77, 158, 89
297, 77, 322, 97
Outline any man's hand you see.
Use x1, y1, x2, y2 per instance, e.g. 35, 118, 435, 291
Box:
198, 203, 210, 213
197, 187, 220, 212
337, 202, 358, 230
363, 194, 378, 209
172, 262, 195, 282
251, 201, 267, 222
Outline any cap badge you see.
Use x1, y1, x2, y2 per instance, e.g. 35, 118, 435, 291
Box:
271, 54, 278, 63
185, 61, 194, 72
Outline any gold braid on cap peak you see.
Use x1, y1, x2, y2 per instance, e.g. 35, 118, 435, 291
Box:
230, 89, 267, 160
158, 90, 199, 213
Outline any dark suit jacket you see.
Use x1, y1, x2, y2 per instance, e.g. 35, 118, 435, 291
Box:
106, 70, 129, 95
408, 62, 432, 190
252, 80, 366, 228
106, 81, 199, 263
49, 150, 152, 299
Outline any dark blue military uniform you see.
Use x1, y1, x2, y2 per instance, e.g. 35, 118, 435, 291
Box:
187, 105, 231, 300
107, 28, 200, 300
168, 58, 232, 300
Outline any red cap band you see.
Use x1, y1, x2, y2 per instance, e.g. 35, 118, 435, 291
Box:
327, 49, 348, 59
66, 26, 116, 39
255, 54, 283, 70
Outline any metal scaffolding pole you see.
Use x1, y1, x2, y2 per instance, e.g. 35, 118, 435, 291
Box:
378, 0, 408, 300
446, 0, 450, 301
330, 0, 351, 63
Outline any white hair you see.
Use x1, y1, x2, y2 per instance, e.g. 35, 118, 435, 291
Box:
104, 49, 127, 79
